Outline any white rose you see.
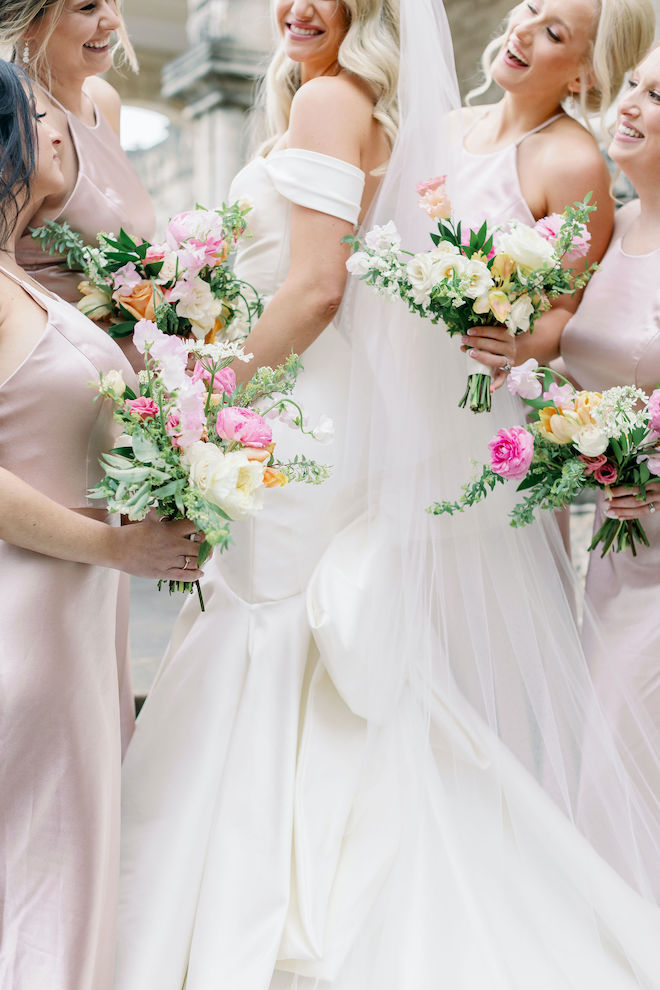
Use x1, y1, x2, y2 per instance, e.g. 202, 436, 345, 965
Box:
574, 424, 609, 457
462, 258, 494, 300
100, 369, 126, 396
432, 253, 467, 281
174, 277, 224, 339
184, 442, 265, 520
430, 242, 460, 259
406, 253, 439, 305
155, 251, 180, 284
496, 224, 556, 271
346, 251, 372, 277
506, 294, 535, 335
365, 221, 401, 255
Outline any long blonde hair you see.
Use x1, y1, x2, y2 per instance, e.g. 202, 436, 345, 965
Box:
256, 0, 400, 156
467, 0, 655, 126
0, 0, 138, 81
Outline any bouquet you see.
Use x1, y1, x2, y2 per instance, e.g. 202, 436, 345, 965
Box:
90, 319, 332, 609
345, 176, 595, 412
430, 361, 660, 556
31, 202, 262, 343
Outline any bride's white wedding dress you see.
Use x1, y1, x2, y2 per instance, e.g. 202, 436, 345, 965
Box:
114, 145, 660, 990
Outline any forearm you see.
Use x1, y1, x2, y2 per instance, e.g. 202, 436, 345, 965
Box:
516, 306, 574, 366
0, 467, 117, 567
236, 276, 346, 382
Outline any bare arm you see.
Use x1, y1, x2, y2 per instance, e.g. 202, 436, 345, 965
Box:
0, 467, 203, 580
235, 77, 373, 381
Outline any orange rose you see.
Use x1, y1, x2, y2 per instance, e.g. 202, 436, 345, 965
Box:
263, 467, 288, 489
113, 279, 163, 322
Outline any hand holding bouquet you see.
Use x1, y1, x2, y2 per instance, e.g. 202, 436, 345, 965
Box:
345, 177, 595, 412
430, 362, 660, 556
90, 320, 332, 608
31, 202, 262, 343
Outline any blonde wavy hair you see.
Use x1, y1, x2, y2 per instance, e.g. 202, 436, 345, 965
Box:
467, 0, 655, 127
256, 0, 400, 157
0, 0, 138, 82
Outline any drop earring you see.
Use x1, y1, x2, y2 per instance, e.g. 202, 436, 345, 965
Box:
22, 40, 30, 65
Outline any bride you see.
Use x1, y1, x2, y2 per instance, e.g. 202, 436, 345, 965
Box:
115, 1, 660, 988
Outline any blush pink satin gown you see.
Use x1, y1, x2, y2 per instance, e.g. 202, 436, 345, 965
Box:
16, 90, 156, 753
561, 199, 660, 800
0, 266, 135, 990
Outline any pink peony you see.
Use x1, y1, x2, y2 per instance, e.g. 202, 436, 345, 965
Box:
488, 426, 534, 481
578, 453, 607, 477
216, 407, 272, 449
534, 213, 590, 262
126, 396, 159, 420
647, 389, 660, 433
191, 361, 236, 395
593, 462, 618, 485
460, 224, 495, 260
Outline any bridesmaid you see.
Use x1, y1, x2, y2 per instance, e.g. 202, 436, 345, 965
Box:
0, 63, 203, 990
0, 0, 157, 750
453, 0, 655, 386
561, 43, 660, 800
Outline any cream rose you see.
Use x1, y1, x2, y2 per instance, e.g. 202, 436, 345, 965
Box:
496, 224, 555, 272
505, 294, 534, 335
574, 424, 609, 457
171, 277, 224, 340
184, 442, 265, 520
462, 258, 494, 300
406, 253, 439, 306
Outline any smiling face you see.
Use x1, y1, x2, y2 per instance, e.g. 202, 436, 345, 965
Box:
492, 0, 598, 104
28, 0, 121, 81
274, 0, 350, 79
609, 46, 660, 179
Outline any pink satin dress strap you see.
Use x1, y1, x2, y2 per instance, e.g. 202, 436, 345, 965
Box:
0, 264, 135, 990
16, 88, 156, 303
561, 199, 660, 804
447, 110, 565, 229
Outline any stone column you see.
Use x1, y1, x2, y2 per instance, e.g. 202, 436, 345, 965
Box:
162, 0, 273, 207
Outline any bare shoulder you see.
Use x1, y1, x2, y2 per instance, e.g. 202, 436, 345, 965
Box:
83, 76, 122, 137
530, 116, 608, 186
288, 74, 373, 163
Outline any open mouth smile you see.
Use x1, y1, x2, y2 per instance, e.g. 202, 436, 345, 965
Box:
286, 21, 324, 39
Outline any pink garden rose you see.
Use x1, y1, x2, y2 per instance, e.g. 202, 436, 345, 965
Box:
578, 453, 607, 477
215, 407, 272, 449
145, 243, 168, 264
593, 462, 618, 485
191, 361, 236, 395
126, 396, 159, 420
488, 426, 534, 481
647, 389, 660, 433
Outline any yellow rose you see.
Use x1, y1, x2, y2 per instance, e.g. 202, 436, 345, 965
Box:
114, 279, 163, 322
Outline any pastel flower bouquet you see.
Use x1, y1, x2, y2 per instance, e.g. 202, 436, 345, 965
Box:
31, 201, 262, 343
91, 319, 331, 609
345, 177, 595, 412
430, 361, 660, 556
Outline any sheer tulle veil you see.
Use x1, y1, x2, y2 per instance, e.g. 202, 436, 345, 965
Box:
320, 0, 660, 942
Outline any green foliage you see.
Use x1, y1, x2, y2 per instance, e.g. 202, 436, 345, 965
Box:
30, 219, 89, 271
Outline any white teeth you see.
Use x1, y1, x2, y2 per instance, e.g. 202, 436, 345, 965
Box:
84, 41, 108, 49
288, 25, 321, 37
507, 46, 529, 67
619, 124, 643, 138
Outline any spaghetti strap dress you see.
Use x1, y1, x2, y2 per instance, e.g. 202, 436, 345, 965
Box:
16, 87, 157, 753
0, 265, 136, 990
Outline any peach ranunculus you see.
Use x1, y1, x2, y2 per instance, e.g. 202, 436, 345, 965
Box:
113, 279, 164, 322
537, 406, 582, 445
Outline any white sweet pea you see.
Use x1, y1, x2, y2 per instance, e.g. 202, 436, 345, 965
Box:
462, 258, 494, 300
574, 423, 610, 457
505, 294, 535, 335
183, 442, 265, 519
507, 358, 542, 400
365, 221, 401, 255
496, 223, 556, 272
311, 414, 335, 445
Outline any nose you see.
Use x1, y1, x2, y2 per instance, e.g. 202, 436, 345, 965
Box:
289, 0, 314, 19
618, 87, 640, 118
98, 0, 121, 31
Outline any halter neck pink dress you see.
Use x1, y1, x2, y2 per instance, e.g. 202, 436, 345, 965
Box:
16, 89, 156, 751
561, 199, 660, 797
0, 265, 136, 990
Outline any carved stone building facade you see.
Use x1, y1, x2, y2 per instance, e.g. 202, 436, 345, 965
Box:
111, 0, 658, 228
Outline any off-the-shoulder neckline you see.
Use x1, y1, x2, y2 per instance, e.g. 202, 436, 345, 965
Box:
265, 147, 365, 178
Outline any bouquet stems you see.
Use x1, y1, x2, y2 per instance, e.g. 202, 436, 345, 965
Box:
458, 372, 492, 414
158, 578, 205, 611
588, 517, 650, 558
